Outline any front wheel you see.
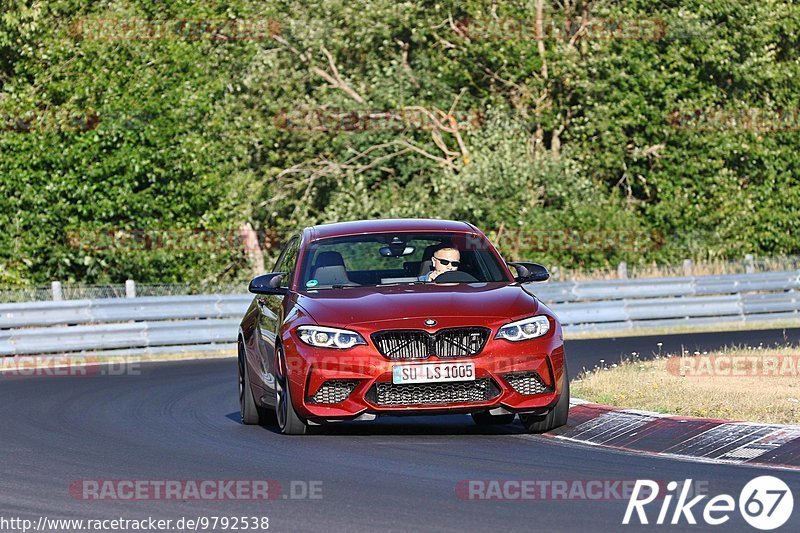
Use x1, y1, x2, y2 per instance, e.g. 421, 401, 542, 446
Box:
239, 348, 262, 425
275, 346, 308, 435
520, 363, 570, 434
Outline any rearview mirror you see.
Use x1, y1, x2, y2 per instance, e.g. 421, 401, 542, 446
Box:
379, 245, 416, 257
248, 272, 289, 294
508, 262, 549, 283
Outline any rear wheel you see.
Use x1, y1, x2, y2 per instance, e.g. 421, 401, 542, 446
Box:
471, 411, 515, 426
520, 363, 570, 434
275, 346, 308, 435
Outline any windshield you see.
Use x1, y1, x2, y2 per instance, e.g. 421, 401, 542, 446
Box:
298, 232, 511, 290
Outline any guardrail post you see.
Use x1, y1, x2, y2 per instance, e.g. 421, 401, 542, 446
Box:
683, 259, 693, 276
51, 281, 63, 301
617, 262, 628, 279
125, 279, 137, 298
745, 254, 755, 274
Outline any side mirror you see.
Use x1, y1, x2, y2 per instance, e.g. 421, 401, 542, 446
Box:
508, 262, 549, 283
248, 272, 289, 295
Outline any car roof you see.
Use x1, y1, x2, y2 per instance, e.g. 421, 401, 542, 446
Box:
303, 218, 479, 241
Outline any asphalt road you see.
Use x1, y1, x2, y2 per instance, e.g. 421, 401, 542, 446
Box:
1, 328, 799, 532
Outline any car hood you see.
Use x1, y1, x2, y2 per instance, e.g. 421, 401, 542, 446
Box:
295, 282, 540, 327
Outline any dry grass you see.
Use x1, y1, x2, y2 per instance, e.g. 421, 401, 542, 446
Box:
553, 255, 800, 281
563, 320, 800, 340
572, 346, 800, 424
123, 349, 236, 362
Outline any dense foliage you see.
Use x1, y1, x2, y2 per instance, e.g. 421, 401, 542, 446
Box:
1, 0, 799, 284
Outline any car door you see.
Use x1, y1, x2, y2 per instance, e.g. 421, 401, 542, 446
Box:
256, 235, 301, 395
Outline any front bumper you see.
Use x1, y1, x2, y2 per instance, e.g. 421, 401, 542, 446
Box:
282, 327, 566, 421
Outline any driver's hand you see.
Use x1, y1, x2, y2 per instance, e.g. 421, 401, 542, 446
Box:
428, 271, 440, 281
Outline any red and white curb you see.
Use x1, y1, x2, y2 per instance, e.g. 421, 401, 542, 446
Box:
544, 399, 800, 470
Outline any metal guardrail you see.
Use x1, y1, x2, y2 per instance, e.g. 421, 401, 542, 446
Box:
0, 319, 240, 356
1, 270, 798, 356
0, 294, 249, 356
0, 282, 247, 303
0, 295, 251, 329
529, 271, 800, 302
553, 294, 800, 331
530, 271, 800, 333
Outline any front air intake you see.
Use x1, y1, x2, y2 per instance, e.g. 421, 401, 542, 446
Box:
503, 371, 552, 396
308, 380, 359, 404
371, 327, 490, 360
368, 379, 500, 406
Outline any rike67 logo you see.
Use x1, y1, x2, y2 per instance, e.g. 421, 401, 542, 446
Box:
624, 476, 794, 530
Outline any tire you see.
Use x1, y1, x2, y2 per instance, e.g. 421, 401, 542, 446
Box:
520, 363, 570, 434
471, 411, 515, 426
239, 343, 277, 426
275, 345, 308, 435
238, 347, 261, 425
257, 402, 278, 426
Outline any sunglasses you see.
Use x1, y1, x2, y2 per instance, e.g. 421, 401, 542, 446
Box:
433, 256, 460, 267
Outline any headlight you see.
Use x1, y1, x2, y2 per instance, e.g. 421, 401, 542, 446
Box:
297, 326, 367, 349
495, 316, 550, 341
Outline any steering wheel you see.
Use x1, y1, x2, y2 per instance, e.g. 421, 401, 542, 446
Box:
433, 270, 479, 283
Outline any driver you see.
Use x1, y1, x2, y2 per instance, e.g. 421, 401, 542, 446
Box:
420, 247, 460, 282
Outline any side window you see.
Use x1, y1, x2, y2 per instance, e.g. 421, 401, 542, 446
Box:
274, 237, 300, 288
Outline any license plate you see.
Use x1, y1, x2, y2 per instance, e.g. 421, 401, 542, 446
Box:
392, 362, 476, 384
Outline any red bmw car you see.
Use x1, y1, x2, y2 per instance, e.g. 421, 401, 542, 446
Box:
238, 219, 568, 435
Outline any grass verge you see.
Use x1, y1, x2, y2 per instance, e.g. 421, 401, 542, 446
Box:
571, 345, 800, 425
563, 320, 800, 340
